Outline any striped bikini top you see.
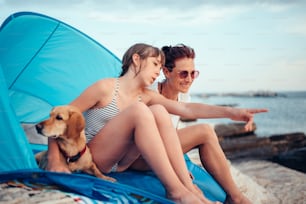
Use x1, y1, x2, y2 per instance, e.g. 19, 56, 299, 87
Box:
84, 79, 120, 142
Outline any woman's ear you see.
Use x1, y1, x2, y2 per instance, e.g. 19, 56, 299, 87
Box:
162, 67, 171, 78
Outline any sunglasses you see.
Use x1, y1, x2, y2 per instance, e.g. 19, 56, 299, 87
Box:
177, 70, 200, 79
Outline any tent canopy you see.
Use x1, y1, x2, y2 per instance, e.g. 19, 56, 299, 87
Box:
0, 12, 121, 123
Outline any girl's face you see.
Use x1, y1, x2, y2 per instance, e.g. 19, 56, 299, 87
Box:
141, 55, 162, 86
165, 57, 197, 93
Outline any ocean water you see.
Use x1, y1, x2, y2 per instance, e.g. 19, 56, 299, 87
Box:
191, 91, 306, 137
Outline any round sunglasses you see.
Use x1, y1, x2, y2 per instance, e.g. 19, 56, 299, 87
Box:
177, 70, 200, 79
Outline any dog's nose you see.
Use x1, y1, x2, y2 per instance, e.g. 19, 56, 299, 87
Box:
35, 124, 43, 134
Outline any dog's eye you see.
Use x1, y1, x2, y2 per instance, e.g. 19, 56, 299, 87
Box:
56, 115, 63, 120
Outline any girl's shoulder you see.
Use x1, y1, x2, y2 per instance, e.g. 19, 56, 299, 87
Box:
94, 78, 117, 89
89, 78, 117, 96
90, 78, 118, 106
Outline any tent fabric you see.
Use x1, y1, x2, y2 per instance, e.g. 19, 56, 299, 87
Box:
110, 155, 226, 202
0, 12, 122, 123
0, 169, 173, 204
0, 12, 226, 203
0, 67, 37, 171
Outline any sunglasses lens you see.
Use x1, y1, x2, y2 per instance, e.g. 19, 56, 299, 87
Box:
191, 71, 199, 79
178, 70, 199, 79
179, 71, 189, 78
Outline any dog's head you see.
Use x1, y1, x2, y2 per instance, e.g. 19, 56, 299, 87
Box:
36, 105, 85, 139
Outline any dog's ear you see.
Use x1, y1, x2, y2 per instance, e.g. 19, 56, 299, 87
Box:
67, 111, 85, 137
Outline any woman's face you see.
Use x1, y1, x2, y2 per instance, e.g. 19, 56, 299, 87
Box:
165, 57, 197, 93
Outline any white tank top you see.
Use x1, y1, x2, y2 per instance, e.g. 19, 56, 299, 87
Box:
149, 81, 190, 129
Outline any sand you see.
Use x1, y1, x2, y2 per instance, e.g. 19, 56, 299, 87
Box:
187, 149, 306, 204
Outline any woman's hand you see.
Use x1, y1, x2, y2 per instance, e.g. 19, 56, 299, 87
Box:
229, 108, 268, 131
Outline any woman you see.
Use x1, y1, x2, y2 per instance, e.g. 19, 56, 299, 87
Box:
46, 43, 218, 204
151, 44, 256, 204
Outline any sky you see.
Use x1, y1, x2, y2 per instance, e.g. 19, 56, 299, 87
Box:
1, 0, 306, 93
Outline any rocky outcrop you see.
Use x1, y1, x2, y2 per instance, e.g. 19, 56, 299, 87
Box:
272, 147, 306, 173
214, 123, 306, 173
214, 122, 256, 139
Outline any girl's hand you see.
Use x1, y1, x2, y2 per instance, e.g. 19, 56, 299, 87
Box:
47, 157, 71, 173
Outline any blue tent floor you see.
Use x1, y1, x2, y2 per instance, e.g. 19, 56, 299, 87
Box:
0, 170, 173, 204
0, 144, 225, 204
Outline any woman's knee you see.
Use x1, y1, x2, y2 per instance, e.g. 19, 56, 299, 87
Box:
194, 123, 218, 141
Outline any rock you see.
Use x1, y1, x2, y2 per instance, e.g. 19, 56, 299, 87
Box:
232, 159, 306, 204
214, 122, 256, 139
220, 137, 271, 159
179, 117, 197, 122
272, 147, 306, 173
219, 130, 306, 168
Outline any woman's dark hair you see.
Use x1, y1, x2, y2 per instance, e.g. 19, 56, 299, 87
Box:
120, 43, 165, 76
161, 44, 195, 72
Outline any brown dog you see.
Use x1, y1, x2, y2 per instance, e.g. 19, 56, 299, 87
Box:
35, 105, 115, 182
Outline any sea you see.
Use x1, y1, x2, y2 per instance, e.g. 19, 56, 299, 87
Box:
191, 91, 306, 137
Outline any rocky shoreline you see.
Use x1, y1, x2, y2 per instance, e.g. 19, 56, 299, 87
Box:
215, 122, 306, 203
214, 122, 306, 174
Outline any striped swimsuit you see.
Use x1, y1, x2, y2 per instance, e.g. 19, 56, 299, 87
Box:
84, 79, 141, 172
84, 79, 120, 142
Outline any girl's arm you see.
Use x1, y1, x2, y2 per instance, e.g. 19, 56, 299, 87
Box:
46, 138, 71, 173
46, 79, 111, 172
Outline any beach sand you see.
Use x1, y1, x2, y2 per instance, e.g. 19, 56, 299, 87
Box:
187, 149, 306, 204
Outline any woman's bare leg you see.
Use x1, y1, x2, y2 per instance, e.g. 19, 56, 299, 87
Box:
178, 124, 251, 204
88, 102, 202, 204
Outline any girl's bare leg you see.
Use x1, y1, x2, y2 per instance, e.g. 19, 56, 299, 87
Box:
178, 124, 251, 204
88, 102, 202, 204
149, 105, 218, 204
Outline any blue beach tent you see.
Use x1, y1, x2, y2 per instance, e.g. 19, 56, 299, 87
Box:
0, 12, 226, 203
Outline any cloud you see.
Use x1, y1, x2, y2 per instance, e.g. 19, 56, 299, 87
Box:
86, 4, 249, 27
1, 0, 303, 11
286, 18, 306, 36
1, 0, 84, 6
1, 0, 302, 27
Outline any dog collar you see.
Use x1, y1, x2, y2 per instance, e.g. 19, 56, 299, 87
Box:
61, 146, 87, 163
